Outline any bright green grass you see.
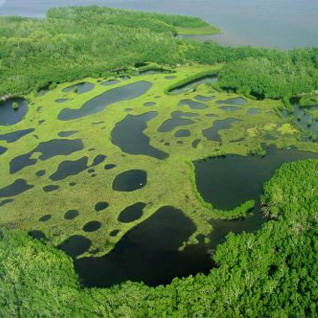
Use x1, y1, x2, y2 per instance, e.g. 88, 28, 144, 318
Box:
0, 64, 314, 257
176, 26, 220, 35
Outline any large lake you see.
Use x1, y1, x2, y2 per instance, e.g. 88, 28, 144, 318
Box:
0, 0, 318, 48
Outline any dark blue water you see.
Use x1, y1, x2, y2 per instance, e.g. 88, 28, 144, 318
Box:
1, 0, 318, 48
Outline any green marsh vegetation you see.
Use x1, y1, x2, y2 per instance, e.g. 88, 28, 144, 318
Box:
1, 5, 318, 317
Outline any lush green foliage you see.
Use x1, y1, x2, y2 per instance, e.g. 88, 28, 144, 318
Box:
1, 6, 318, 101
2, 159, 318, 317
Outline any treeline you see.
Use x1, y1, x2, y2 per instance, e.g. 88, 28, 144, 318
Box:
0, 6, 318, 101
2, 159, 318, 317
186, 43, 318, 99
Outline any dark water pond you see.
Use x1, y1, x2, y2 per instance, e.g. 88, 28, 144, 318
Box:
175, 129, 191, 137
39, 214, 51, 222
58, 81, 152, 121
95, 202, 109, 212
50, 154, 105, 181
50, 157, 89, 181
195, 95, 214, 102
144, 102, 156, 107
194, 145, 318, 211
104, 164, 116, 170
178, 99, 208, 110
55, 98, 70, 103
0, 146, 7, 156
139, 69, 172, 75
0, 98, 28, 126
192, 139, 201, 148
83, 221, 101, 232
111, 112, 168, 160
219, 106, 240, 112
10, 138, 84, 174
64, 210, 80, 220
101, 79, 120, 86
58, 130, 78, 137
203, 118, 239, 143
74, 206, 212, 287
247, 108, 261, 115
158, 113, 194, 133
118, 202, 146, 223
59, 235, 92, 258
0, 179, 34, 198
169, 75, 218, 94
62, 82, 95, 94
217, 97, 246, 106
113, 170, 147, 192
0, 128, 34, 143
43, 185, 59, 192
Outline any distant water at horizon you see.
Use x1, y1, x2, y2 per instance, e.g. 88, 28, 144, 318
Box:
1, 0, 318, 49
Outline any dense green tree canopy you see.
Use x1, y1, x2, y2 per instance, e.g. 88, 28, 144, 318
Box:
0, 6, 318, 100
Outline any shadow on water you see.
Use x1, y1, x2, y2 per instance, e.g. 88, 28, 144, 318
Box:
62, 82, 95, 94
169, 75, 218, 94
0, 98, 28, 125
58, 81, 152, 121
101, 79, 120, 87
73, 206, 212, 287
111, 112, 168, 160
